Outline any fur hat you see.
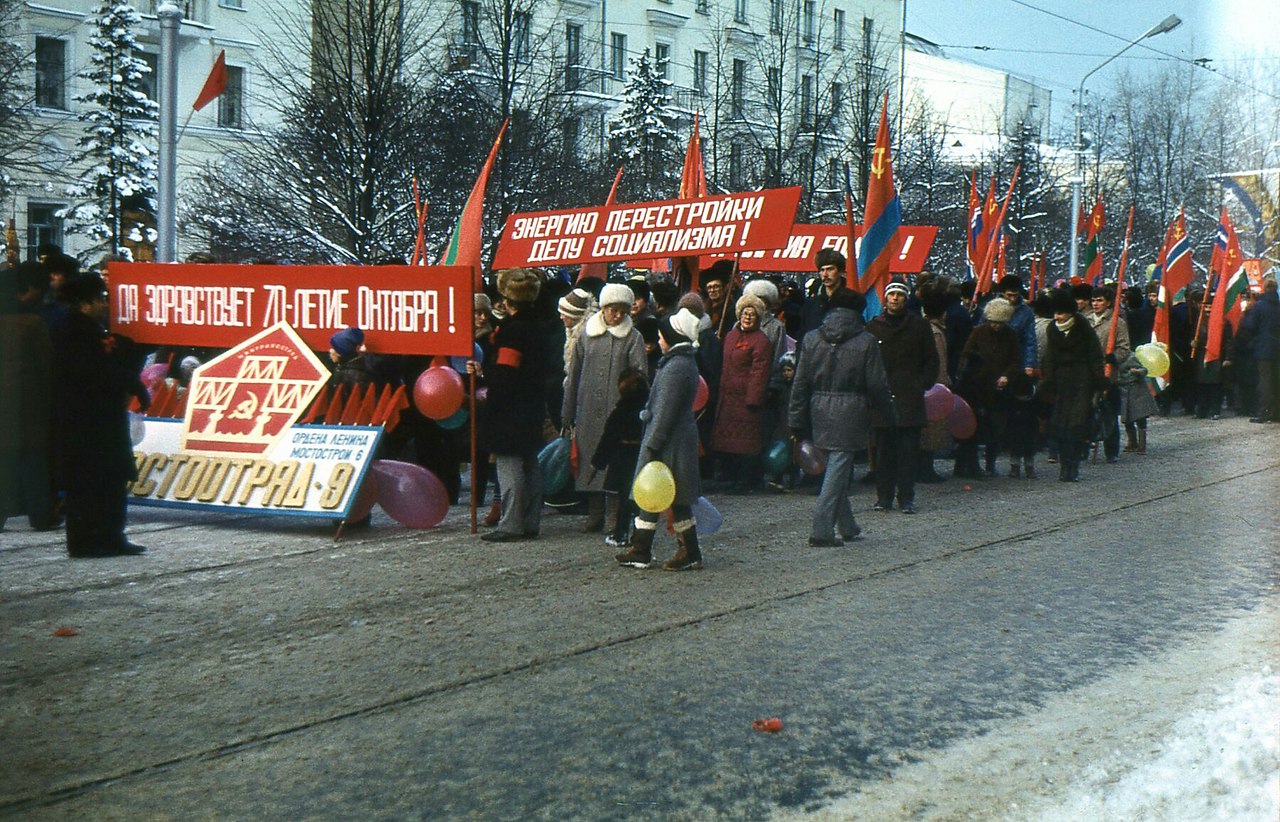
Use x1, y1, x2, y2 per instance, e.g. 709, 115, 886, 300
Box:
997, 275, 1024, 295
635, 316, 660, 344
1050, 289, 1078, 315
558, 287, 591, 319
699, 259, 734, 288
662, 307, 702, 347
598, 282, 635, 308
329, 327, 364, 357
1070, 282, 1093, 301
627, 277, 650, 302
474, 292, 493, 314
735, 293, 767, 320
179, 355, 201, 382
814, 248, 846, 271
827, 289, 866, 313
743, 278, 779, 309
983, 297, 1014, 324
497, 268, 542, 304
677, 291, 706, 318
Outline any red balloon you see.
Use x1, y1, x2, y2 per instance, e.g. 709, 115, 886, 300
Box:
924, 383, 953, 422
693, 375, 710, 412
413, 366, 465, 420
797, 441, 827, 476
947, 394, 977, 440
371, 460, 449, 528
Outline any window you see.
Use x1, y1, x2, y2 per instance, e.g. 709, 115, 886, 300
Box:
461, 1, 480, 45
766, 66, 780, 108
693, 49, 708, 94
764, 148, 779, 183
800, 74, 813, 127
828, 157, 841, 188
27, 204, 64, 260
513, 12, 531, 62
218, 0, 244, 9
833, 8, 846, 49
217, 65, 244, 128
610, 32, 626, 79
562, 116, 579, 163
734, 0, 747, 24
729, 142, 744, 189
137, 51, 158, 109
731, 58, 746, 119
35, 37, 66, 110
803, 1, 816, 43
654, 43, 669, 80
829, 82, 843, 122
769, 0, 782, 33
696, 0, 709, 14
565, 24, 581, 90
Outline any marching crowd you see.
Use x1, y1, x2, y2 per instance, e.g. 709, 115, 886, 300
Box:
3, 245, 1279, 568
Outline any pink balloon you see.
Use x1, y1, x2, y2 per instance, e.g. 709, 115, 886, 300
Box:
924, 383, 953, 422
693, 375, 710, 412
413, 366, 465, 420
345, 470, 380, 522
140, 363, 168, 391
947, 394, 977, 440
371, 460, 449, 528
797, 440, 827, 476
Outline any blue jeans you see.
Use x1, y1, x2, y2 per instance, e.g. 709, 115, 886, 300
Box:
812, 449, 860, 541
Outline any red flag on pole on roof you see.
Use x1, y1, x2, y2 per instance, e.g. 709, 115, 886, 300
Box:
856, 94, 902, 319
439, 119, 508, 289
1205, 209, 1248, 364
578, 167, 624, 282
1082, 197, 1106, 285
193, 50, 228, 112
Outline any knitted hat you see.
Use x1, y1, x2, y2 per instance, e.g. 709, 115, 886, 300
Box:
983, 297, 1014, 324
735, 293, 767, 319
779, 350, 797, 370
329, 327, 365, 357
677, 291, 706, 318
598, 282, 635, 308
497, 268, 541, 304
661, 307, 701, 348
558, 287, 591, 319
474, 292, 493, 313
1050, 289, 1078, 315
743, 278, 779, 309
884, 278, 910, 298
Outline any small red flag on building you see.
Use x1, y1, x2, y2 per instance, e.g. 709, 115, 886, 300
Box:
193, 50, 228, 112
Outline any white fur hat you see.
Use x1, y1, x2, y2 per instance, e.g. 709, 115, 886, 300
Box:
743, 278, 779, 308
598, 282, 635, 308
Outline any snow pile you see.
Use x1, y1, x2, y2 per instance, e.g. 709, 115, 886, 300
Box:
1035, 669, 1280, 822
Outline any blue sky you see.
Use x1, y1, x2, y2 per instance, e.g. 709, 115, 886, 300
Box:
905, 0, 1277, 129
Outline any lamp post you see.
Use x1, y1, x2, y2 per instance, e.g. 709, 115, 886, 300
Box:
1068, 13, 1181, 282
156, 2, 182, 263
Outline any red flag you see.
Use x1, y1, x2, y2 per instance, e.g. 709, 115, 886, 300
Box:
679, 114, 708, 199
440, 119, 508, 289
1206, 210, 1248, 363
323, 386, 346, 425
1105, 206, 1135, 377
996, 237, 1007, 281
192, 50, 228, 112
1150, 218, 1177, 348
577, 166, 624, 282
974, 167, 1020, 296
356, 383, 380, 424
302, 385, 332, 424
1082, 197, 1105, 285
966, 171, 982, 280
856, 95, 901, 316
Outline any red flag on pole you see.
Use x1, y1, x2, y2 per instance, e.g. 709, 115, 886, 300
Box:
1205, 209, 1248, 363
1082, 197, 1106, 285
578, 166, 624, 282
856, 94, 901, 317
193, 50, 228, 112
440, 119, 508, 289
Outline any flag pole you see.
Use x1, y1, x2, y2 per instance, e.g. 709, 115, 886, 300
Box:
1105, 205, 1134, 378
973, 166, 1020, 302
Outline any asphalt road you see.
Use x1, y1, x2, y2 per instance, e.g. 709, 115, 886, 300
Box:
2, 415, 1277, 820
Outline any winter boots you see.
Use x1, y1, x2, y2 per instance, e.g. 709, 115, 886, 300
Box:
614, 521, 654, 568
1123, 428, 1139, 452
663, 520, 703, 572
583, 493, 605, 533
1137, 428, 1147, 454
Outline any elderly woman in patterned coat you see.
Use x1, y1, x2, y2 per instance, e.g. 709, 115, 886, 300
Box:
562, 282, 647, 531
711, 293, 775, 493
614, 308, 706, 572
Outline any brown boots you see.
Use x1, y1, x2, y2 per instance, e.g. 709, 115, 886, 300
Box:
614, 524, 654, 568
614, 519, 703, 571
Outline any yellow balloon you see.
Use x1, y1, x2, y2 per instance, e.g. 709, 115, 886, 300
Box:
632, 461, 676, 513
1135, 344, 1170, 378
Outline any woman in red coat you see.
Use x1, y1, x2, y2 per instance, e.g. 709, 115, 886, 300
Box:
712, 294, 774, 493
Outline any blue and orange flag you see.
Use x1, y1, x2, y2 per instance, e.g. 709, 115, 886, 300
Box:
439, 119, 508, 289
856, 95, 901, 319
1206, 208, 1248, 363
966, 171, 983, 281
1082, 197, 1105, 285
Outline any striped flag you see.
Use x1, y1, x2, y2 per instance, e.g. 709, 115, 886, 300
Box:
856, 95, 901, 319
1205, 209, 1248, 363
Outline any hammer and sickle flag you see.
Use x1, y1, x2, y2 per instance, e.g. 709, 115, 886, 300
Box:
856, 94, 901, 319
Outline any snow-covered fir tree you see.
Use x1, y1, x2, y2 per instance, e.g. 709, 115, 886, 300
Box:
62, 0, 158, 259
609, 49, 677, 203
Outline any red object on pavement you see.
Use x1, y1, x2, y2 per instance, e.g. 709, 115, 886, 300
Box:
752, 717, 783, 733
53, 627, 79, 637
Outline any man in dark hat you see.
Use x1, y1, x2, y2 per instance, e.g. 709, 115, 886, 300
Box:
800, 248, 855, 337
53, 275, 148, 557
866, 278, 939, 513
998, 274, 1038, 376
699, 260, 734, 335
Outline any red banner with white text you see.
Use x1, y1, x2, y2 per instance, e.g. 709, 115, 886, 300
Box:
107, 263, 474, 355
492, 187, 802, 268
710, 224, 937, 274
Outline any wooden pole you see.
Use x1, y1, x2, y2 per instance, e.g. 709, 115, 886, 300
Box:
1104, 205, 1134, 378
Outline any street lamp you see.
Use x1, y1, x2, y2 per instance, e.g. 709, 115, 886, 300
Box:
1068, 14, 1182, 282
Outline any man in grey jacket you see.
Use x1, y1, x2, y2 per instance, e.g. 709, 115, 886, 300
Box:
789, 290, 896, 546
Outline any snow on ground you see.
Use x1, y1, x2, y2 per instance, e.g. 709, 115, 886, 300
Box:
784, 603, 1280, 821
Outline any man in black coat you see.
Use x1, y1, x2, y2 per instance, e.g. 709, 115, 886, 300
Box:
866, 278, 940, 514
53, 275, 148, 557
799, 248, 856, 337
